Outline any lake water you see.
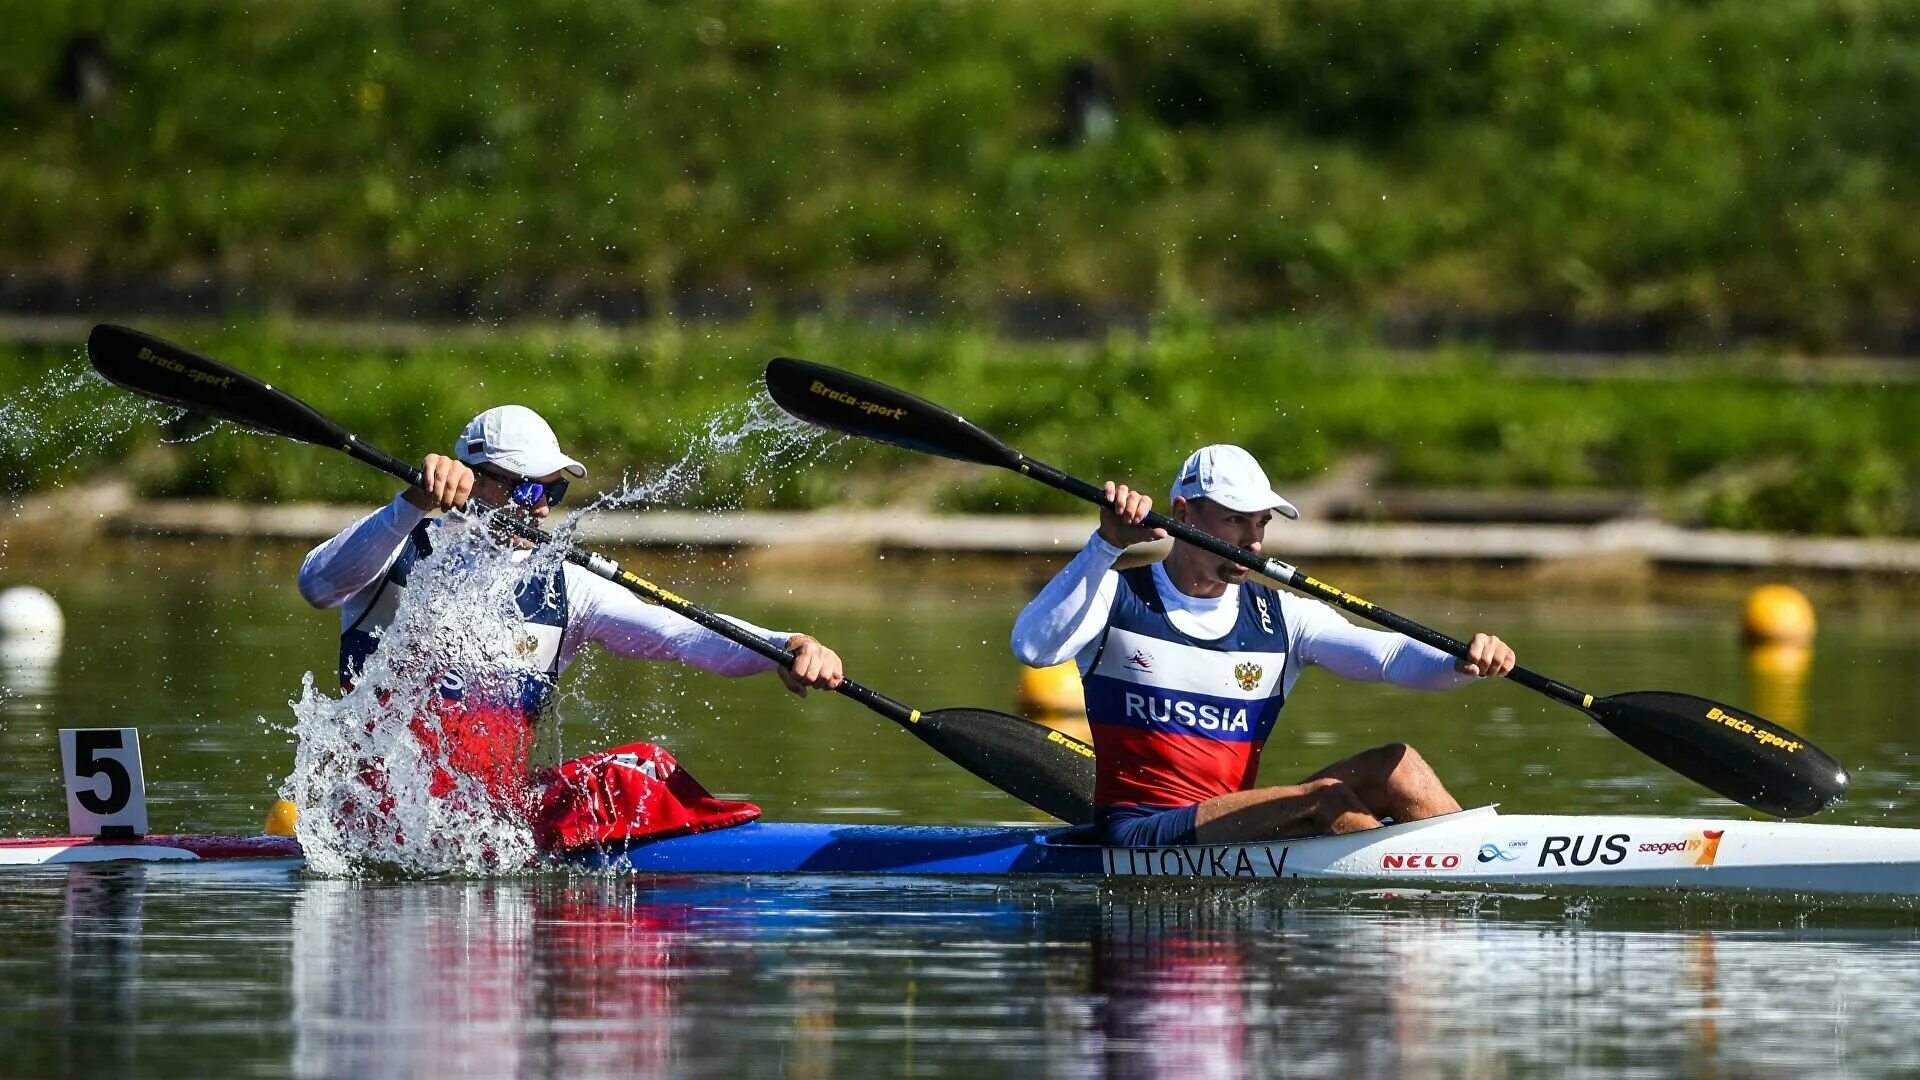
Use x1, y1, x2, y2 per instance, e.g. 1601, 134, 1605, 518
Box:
2, 540, 1918, 1076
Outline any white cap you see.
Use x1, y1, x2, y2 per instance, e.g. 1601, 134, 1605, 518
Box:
454, 406, 586, 479
1169, 445, 1298, 518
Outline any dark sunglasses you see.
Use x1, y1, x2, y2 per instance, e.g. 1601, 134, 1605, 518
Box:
478, 467, 568, 508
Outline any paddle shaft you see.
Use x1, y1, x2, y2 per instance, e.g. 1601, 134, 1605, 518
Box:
1015, 459, 1595, 711
86, 326, 1101, 823
759, 355, 1846, 816
351, 441, 925, 727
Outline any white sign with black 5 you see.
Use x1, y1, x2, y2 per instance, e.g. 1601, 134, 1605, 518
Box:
59, 727, 148, 837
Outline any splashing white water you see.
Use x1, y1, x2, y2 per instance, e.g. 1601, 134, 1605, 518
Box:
0, 359, 183, 489
283, 510, 565, 877
280, 387, 838, 877
589, 391, 841, 510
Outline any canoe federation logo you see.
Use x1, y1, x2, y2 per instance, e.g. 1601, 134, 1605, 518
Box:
1478, 839, 1530, 863
1124, 651, 1154, 671
1232, 661, 1264, 692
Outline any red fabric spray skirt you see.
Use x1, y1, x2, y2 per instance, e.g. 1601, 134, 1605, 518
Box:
532, 741, 761, 853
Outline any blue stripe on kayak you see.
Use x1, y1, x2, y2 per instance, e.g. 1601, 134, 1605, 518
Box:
567, 823, 1105, 875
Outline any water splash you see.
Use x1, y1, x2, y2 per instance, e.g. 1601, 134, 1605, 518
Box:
283, 510, 565, 877
539, 389, 839, 761
0, 358, 180, 491
280, 387, 837, 877
588, 391, 840, 510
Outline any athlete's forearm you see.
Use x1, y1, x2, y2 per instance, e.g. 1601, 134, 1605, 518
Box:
1010, 531, 1123, 668
297, 494, 426, 608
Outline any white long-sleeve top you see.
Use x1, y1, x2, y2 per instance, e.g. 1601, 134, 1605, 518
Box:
1011, 531, 1472, 692
299, 494, 791, 677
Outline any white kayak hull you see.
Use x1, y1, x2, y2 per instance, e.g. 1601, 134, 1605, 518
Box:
1090, 805, 1920, 895
9, 807, 1920, 896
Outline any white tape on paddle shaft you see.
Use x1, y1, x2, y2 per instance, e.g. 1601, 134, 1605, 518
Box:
59, 728, 148, 838
1263, 558, 1298, 584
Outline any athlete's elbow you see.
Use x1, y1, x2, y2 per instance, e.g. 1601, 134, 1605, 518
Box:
296, 575, 337, 609
1010, 634, 1053, 669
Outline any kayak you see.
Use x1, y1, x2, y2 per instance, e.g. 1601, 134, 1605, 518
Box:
9, 806, 1920, 896
0, 834, 303, 867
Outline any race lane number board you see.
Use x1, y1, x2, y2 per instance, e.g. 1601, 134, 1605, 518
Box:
59, 727, 148, 837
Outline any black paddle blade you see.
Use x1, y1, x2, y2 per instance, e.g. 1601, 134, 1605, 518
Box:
764, 357, 1023, 470
909, 707, 1096, 824
87, 325, 349, 451
1590, 691, 1848, 818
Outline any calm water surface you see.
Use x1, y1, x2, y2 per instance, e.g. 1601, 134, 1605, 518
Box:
2, 540, 1918, 1077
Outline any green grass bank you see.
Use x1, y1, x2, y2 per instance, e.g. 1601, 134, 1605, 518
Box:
4, 320, 1911, 537
8, 1, 1920, 337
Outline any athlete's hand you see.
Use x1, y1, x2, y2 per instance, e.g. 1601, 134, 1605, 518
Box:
1456, 633, 1516, 678
405, 454, 475, 512
1097, 481, 1168, 548
780, 635, 845, 696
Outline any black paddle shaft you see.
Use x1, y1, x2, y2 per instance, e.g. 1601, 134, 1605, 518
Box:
85, 324, 1098, 823
1019, 457, 1845, 817
375, 468, 1097, 822
1016, 459, 1590, 707
763, 355, 1850, 818
83, 325, 897, 708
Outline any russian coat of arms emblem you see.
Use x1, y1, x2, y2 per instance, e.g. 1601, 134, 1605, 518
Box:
1233, 662, 1263, 692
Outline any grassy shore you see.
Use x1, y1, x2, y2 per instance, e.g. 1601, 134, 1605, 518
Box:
8, 1, 1920, 335
4, 319, 1911, 536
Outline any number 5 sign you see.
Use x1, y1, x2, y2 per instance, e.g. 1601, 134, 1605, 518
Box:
60, 728, 148, 838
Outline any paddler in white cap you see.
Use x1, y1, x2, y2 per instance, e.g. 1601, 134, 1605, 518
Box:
297, 405, 845, 851
1011, 444, 1514, 848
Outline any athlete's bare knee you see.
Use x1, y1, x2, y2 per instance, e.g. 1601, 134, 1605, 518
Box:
1365, 741, 1412, 765
1373, 742, 1434, 780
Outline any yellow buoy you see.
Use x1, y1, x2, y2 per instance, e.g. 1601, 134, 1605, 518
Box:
1742, 584, 1816, 646
1017, 661, 1085, 716
264, 798, 299, 837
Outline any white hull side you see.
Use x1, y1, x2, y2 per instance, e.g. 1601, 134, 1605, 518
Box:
1100, 806, 1920, 895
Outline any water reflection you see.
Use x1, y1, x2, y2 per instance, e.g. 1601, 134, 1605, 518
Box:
1, 634, 60, 704
289, 877, 740, 1077
1746, 642, 1812, 733
186, 874, 1920, 1077
11, 551, 1920, 1075
57, 865, 142, 1077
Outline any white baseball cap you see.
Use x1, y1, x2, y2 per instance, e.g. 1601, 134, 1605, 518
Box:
454, 406, 587, 479
1170, 445, 1299, 518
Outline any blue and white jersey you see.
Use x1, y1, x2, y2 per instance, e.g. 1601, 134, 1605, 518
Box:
1012, 531, 1476, 812
1082, 567, 1293, 807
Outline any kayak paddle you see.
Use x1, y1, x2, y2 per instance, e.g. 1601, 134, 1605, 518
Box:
763, 356, 1851, 819
85, 325, 1098, 824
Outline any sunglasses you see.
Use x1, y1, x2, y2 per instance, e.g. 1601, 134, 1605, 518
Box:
478, 468, 569, 508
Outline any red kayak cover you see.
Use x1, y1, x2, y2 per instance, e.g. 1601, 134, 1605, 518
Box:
533, 741, 760, 853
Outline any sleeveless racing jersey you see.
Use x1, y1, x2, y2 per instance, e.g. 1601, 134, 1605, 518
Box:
339, 520, 568, 720
1081, 566, 1291, 809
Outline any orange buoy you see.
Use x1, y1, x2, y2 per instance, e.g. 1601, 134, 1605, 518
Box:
1742, 584, 1816, 646
264, 798, 299, 837
1017, 661, 1085, 716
